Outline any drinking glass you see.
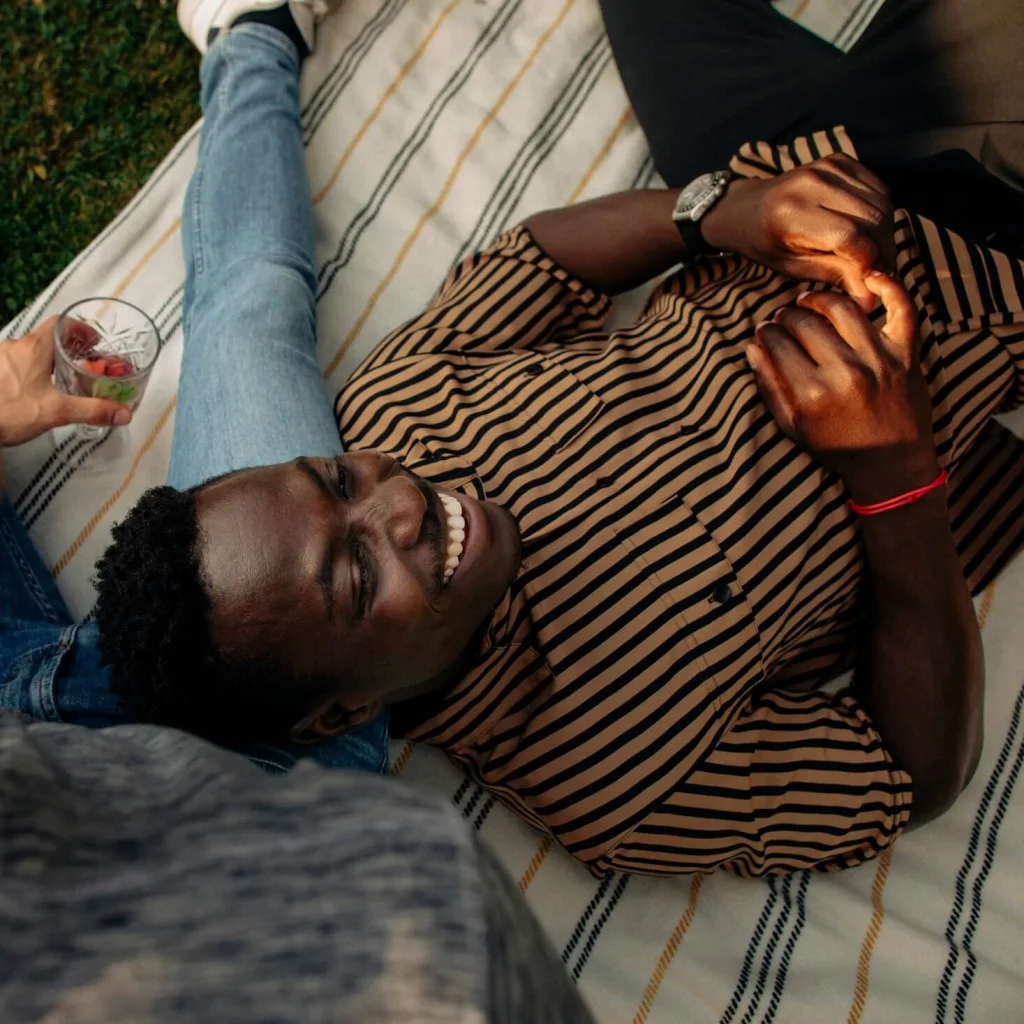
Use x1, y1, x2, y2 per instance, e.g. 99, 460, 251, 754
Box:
52, 298, 161, 469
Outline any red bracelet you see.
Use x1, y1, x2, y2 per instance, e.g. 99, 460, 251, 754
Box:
848, 468, 948, 516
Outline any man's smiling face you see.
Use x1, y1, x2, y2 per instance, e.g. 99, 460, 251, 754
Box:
193, 451, 522, 735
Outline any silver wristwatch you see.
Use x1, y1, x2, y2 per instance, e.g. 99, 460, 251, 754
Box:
671, 170, 732, 255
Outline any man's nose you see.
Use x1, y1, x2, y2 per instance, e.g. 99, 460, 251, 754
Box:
378, 474, 427, 550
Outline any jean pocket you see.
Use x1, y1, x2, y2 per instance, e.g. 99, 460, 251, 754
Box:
0, 624, 76, 723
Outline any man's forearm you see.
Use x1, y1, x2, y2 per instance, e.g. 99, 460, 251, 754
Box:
855, 485, 983, 824
522, 189, 686, 295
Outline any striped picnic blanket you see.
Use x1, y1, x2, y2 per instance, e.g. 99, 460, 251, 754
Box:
4, 1, 1022, 1021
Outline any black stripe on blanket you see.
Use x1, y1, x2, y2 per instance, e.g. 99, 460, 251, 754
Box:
316, 0, 523, 299
301, 0, 409, 142
449, 31, 612, 269
561, 873, 617, 967
719, 871, 813, 1024
936, 679, 1024, 1024
470, 795, 496, 831
568, 872, 631, 981
760, 872, 811, 1024
833, 0, 878, 51
449, 779, 495, 832
630, 153, 655, 191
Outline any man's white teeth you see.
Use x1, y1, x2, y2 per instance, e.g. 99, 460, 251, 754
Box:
439, 493, 465, 583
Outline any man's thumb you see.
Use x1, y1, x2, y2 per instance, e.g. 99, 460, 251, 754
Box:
865, 270, 918, 357
796, 254, 878, 313
51, 394, 133, 429
840, 267, 878, 313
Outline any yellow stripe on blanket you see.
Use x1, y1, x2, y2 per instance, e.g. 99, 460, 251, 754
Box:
322, 0, 579, 380
844, 579, 998, 1022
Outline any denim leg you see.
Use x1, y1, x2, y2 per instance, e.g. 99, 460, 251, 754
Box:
0, 499, 121, 727
0, 498, 72, 626
168, 25, 342, 490
167, 25, 388, 774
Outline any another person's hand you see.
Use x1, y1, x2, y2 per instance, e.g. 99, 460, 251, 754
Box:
746, 272, 939, 505
702, 155, 895, 311
0, 316, 132, 448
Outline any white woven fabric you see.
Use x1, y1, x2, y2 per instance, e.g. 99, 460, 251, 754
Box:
4, 2, 1022, 1021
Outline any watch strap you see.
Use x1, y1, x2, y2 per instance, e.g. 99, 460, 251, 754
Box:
674, 213, 713, 257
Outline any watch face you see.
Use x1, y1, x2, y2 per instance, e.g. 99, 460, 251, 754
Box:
679, 173, 715, 210
674, 173, 718, 220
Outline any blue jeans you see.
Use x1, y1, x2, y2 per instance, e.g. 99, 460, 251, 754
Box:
0, 26, 388, 775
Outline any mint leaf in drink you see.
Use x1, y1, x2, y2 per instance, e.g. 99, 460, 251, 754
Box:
93, 378, 138, 404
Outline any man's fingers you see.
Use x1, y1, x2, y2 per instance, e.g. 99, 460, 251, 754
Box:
754, 319, 820, 378
839, 265, 878, 313
816, 170, 892, 227
819, 187, 896, 276
793, 206, 881, 278
25, 315, 60, 342
45, 393, 133, 430
819, 154, 890, 201
745, 342, 798, 438
788, 197, 894, 311
772, 304, 862, 368
864, 272, 919, 361
794, 289, 883, 362
18, 316, 60, 363
782, 252, 877, 312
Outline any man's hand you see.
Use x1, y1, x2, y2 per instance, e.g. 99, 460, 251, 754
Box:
746, 272, 938, 504
750, 273, 984, 823
702, 155, 896, 311
0, 316, 132, 448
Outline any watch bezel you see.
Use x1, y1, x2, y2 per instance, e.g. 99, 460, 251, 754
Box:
672, 170, 732, 223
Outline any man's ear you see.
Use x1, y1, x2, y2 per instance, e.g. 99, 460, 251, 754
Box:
289, 696, 381, 742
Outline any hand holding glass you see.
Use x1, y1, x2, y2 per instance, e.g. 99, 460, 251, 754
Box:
52, 298, 161, 459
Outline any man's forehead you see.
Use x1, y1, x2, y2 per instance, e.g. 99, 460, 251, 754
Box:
194, 463, 344, 665
196, 466, 312, 579
196, 460, 293, 497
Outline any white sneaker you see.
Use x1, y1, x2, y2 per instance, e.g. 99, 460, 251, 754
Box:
177, 0, 341, 56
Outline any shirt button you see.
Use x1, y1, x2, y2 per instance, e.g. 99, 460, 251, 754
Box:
711, 582, 733, 605
523, 363, 544, 376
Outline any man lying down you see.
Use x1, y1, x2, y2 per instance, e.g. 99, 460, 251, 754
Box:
12, 0, 1024, 878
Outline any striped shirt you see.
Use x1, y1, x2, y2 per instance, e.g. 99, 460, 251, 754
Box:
335, 128, 1024, 877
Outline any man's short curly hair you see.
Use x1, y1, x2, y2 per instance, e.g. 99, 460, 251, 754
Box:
93, 484, 328, 743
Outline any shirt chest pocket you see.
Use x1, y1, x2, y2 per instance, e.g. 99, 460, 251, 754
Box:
610, 488, 765, 712
482, 354, 605, 457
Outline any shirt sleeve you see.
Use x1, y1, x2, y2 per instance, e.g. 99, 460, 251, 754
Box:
361, 225, 612, 369
599, 687, 913, 877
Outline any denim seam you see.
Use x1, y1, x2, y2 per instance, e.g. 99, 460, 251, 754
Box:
0, 510, 64, 624
31, 625, 78, 722
188, 46, 236, 290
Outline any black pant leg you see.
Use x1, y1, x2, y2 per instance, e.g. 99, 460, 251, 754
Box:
601, 0, 1024, 251
597, 0, 839, 185
810, 0, 1024, 251
812, 0, 1024, 184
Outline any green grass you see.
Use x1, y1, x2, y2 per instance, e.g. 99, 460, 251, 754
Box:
0, 0, 200, 319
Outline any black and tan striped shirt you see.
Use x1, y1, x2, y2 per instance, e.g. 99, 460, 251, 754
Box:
336, 128, 1024, 877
